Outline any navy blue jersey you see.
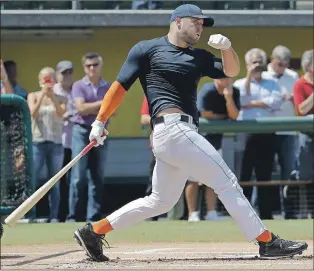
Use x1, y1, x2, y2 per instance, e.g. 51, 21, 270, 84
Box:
116, 36, 226, 125
197, 83, 240, 149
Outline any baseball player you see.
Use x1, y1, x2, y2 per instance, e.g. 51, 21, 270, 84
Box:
74, 4, 308, 262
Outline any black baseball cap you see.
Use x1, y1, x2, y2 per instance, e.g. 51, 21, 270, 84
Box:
170, 4, 214, 27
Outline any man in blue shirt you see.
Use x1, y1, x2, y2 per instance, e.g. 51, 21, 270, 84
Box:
4, 61, 28, 100
185, 77, 240, 221
234, 48, 282, 220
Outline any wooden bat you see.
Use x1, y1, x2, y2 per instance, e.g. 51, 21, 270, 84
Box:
4, 134, 106, 227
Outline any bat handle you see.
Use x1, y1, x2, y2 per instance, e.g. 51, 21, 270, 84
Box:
81, 132, 108, 156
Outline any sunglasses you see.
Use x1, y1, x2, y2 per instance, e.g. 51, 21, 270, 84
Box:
277, 62, 288, 67
252, 61, 263, 64
85, 63, 99, 68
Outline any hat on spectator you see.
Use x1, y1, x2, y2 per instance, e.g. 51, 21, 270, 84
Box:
56, 60, 73, 73
170, 4, 214, 27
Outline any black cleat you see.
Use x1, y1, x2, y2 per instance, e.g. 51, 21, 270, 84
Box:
259, 233, 308, 259
74, 223, 110, 262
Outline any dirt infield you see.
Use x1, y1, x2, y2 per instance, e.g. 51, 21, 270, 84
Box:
1, 241, 313, 269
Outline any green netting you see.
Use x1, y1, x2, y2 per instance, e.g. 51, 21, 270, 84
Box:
0, 94, 34, 217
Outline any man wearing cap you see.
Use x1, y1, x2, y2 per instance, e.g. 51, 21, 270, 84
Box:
54, 60, 75, 222
73, 4, 308, 261
68, 52, 111, 222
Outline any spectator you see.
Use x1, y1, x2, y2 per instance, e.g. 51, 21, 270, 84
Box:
263, 45, 299, 177
0, 59, 14, 94
27, 67, 66, 222
54, 60, 75, 222
68, 52, 111, 222
293, 49, 314, 218
185, 77, 240, 221
3, 60, 28, 99
234, 48, 282, 219
263, 45, 300, 218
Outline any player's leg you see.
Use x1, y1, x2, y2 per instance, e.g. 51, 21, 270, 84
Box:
74, 157, 188, 261
171, 122, 308, 258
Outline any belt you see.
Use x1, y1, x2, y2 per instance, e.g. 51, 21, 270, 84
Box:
151, 114, 195, 128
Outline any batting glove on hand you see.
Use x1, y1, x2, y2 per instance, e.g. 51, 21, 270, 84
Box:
89, 120, 109, 147
208, 34, 231, 50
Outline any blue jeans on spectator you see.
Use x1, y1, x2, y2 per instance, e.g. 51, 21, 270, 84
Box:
275, 135, 298, 180
33, 141, 63, 220
275, 135, 298, 217
299, 134, 314, 217
68, 124, 108, 221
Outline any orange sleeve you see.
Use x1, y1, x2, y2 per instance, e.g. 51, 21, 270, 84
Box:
96, 81, 127, 123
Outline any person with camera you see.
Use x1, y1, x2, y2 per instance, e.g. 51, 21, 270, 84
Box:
27, 67, 66, 222
233, 48, 283, 219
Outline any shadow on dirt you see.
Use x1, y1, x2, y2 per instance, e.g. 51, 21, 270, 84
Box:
5, 249, 81, 266
0, 255, 25, 260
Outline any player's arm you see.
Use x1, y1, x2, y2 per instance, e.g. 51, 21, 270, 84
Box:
207, 35, 240, 77
95, 43, 145, 124
89, 43, 145, 145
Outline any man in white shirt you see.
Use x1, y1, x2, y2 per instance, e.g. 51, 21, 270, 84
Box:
234, 48, 282, 219
262, 45, 299, 219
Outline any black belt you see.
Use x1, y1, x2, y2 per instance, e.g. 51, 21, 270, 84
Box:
151, 115, 195, 129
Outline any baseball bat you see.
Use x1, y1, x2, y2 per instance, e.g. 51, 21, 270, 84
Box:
4, 134, 106, 227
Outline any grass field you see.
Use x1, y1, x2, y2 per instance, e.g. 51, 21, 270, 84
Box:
1, 219, 313, 269
2, 219, 313, 245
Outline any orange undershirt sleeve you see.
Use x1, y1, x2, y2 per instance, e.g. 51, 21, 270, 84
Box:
96, 81, 127, 123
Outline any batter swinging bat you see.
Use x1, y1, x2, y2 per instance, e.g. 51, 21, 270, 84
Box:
4, 134, 107, 227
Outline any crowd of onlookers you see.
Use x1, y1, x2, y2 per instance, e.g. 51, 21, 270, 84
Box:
1, 45, 313, 223
140, 46, 314, 222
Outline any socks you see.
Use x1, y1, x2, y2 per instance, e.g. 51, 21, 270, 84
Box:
92, 218, 113, 235
256, 230, 272, 243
